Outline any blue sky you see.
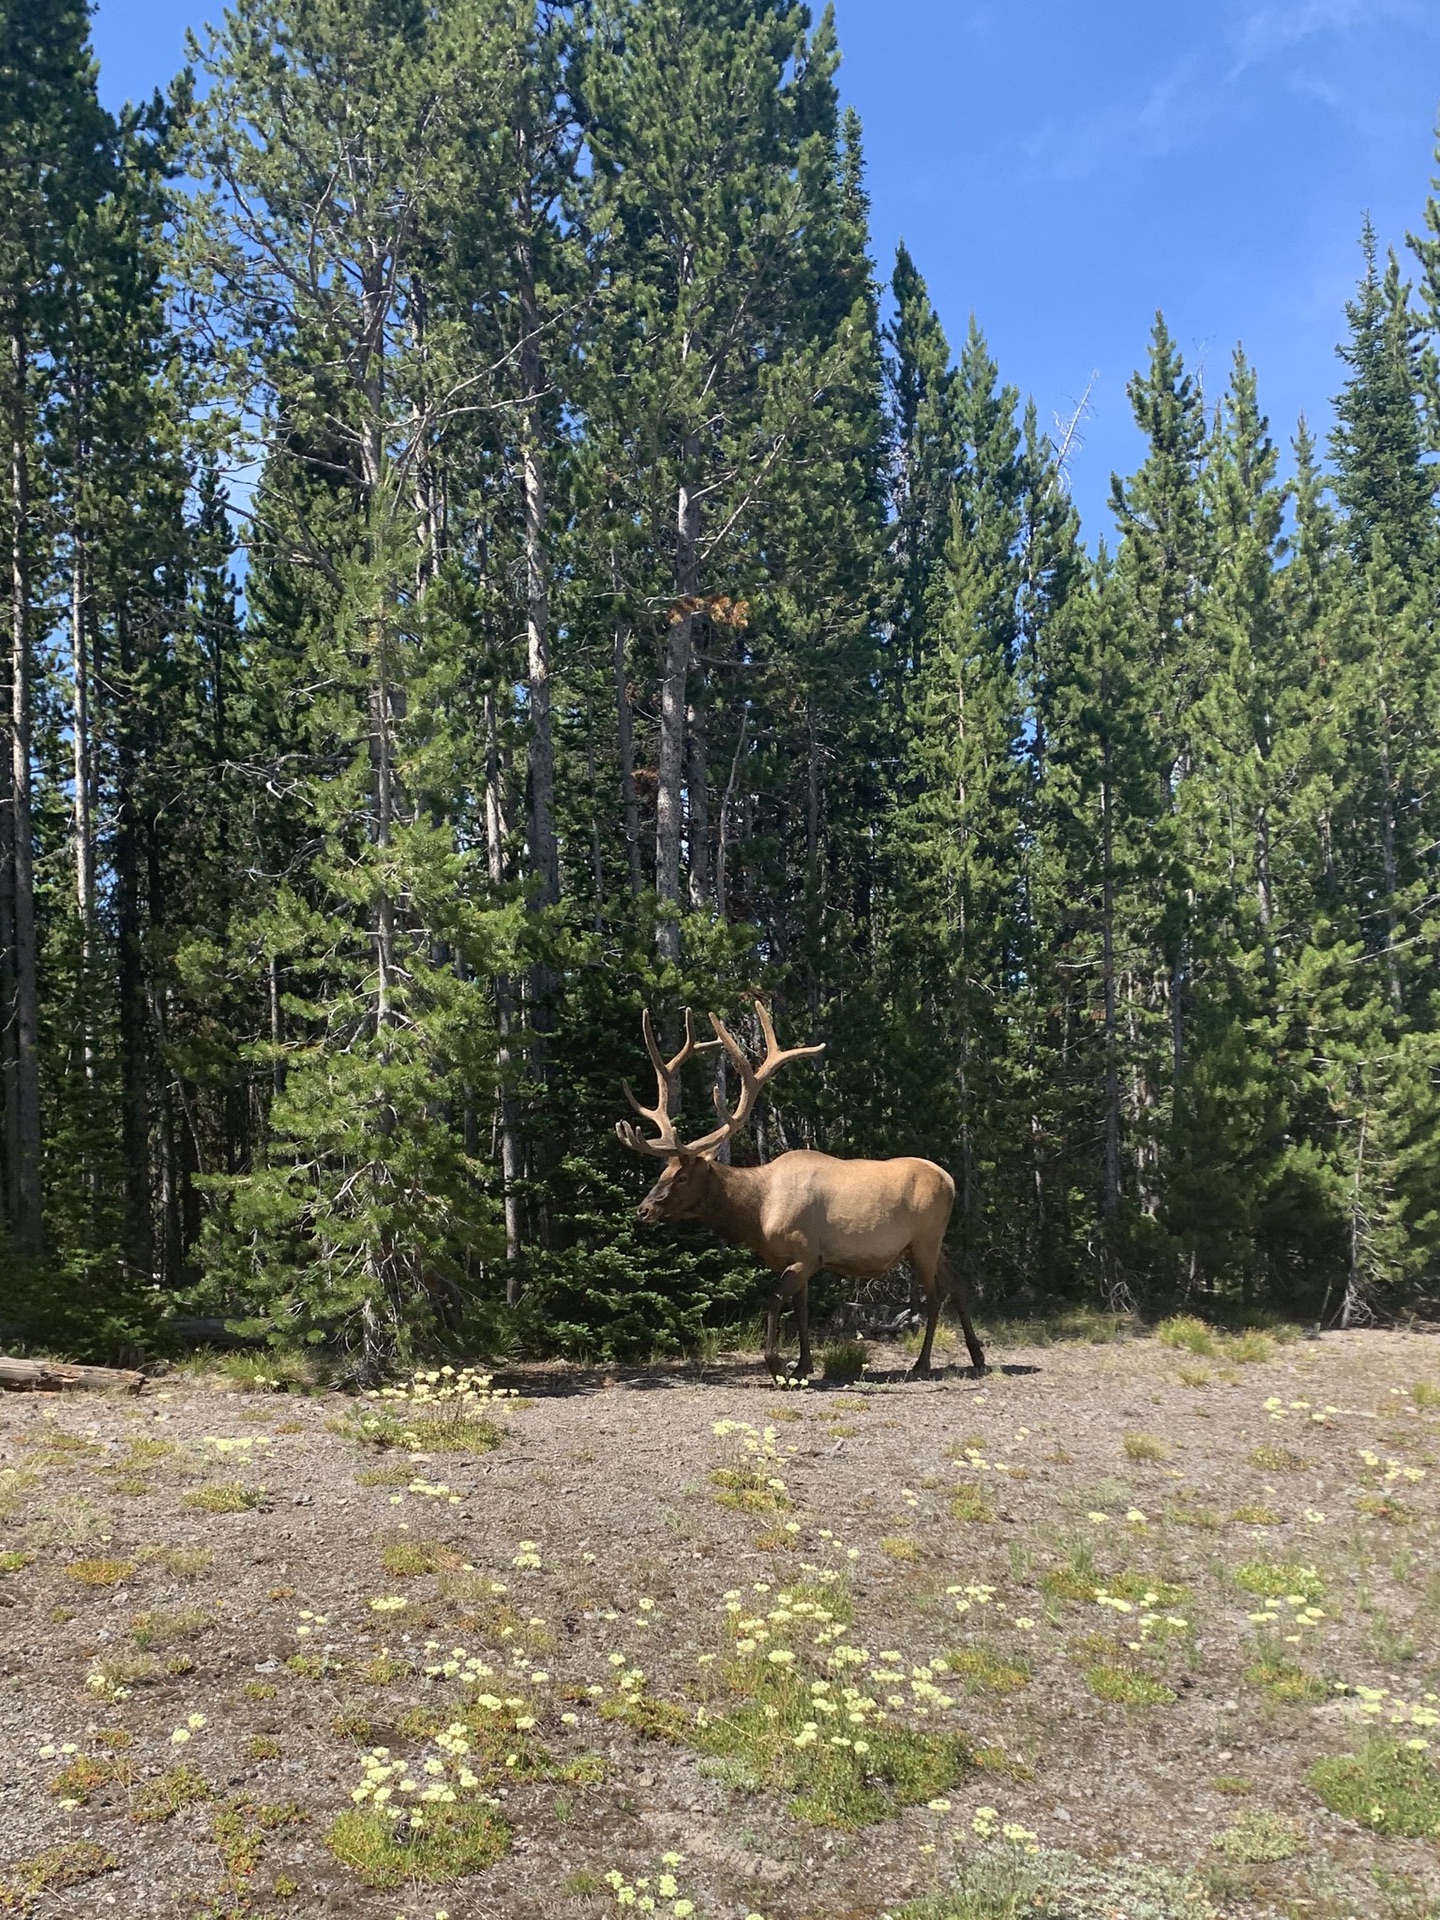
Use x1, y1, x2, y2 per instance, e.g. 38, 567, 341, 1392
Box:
93, 0, 1440, 536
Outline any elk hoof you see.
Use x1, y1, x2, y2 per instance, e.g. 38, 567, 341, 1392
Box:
908, 1359, 934, 1381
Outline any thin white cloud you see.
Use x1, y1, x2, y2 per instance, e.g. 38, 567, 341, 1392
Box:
1020, 54, 1212, 185
1232, 0, 1422, 72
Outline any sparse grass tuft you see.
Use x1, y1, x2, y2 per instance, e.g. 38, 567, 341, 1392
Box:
355, 1462, 413, 1487
212, 1797, 306, 1883
898, 1841, 1216, 1920
87, 1652, 163, 1693
1355, 1494, 1413, 1524
1212, 1809, 1303, 1862
1212, 1774, 1252, 1795
949, 1482, 994, 1524
1227, 1330, 1274, 1364
1104, 1571, 1187, 1606
243, 1735, 282, 1760
1411, 1380, 1440, 1412
563, 1869, 606, 1896
1231, 1504, 1279, 1526
325, 1801, 510, 1888
1086, 1665, 1175, 1706
1169, 1504, 1223, 1530
820, 1338, 867, 1383
47, 1752, 134, 1803
379, 1539, 460, 1577
943, 1646, 1031, 1694
1243, 1655, 1326, 1704
0, 1841, 116, 1911
1249, 1444, 1304, 1471
339, 1367, 509, 1455
130, 1765, 211, 1825
1122, 1431, 1168, 1462
1233, 1559, 1324, 1603
356, 1652, 410, 1685
879, 1535, 918, 1560
183, 1481, 264, 1514
218, 1352, 319, 1395
1176, 1363, 1211, 1388
1040, 1556, 1097, 1603
710, 1465, 791, 1513
130, 1606, 211, 1649
1306, 1740, 1440, 1836
0, 1551, 33, 1573
64, 1557, 134, 1588
153, 1546, 213, 1578
1156, 1315, 1219, 1356
1156, 1316, 1274, 1366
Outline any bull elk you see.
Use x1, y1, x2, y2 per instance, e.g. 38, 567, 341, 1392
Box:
615, 1001, 985, 1380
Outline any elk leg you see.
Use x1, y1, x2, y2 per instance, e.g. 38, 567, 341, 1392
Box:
765, 1264, 811, 1381
910, 1277, 942, 1379
936, 1249, 986, 1375
794, 1281, 813, 1379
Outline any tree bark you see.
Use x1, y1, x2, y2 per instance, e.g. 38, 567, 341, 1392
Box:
715, 701, 749, 920
656, 447, 700, 960
115, 608, 151, 1280
0, 1356, 144, 1393
72, 497, 96, 1119
686, 647, 709, 910
613, 612, 643, 898
7, 317, 42, 1257
484, 689, 524, 1287
1375, 690, 1402, 1015
515, 179, 558, 918
1100, 743, 1122, 1299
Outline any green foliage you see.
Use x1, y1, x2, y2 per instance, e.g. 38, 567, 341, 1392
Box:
1211, 1809, 1303, 1862
324, 1800, 509, 1888
820, 1339, 867, 1382
1306, 1739, 1440, 1836
899, 1843, 1219, 1920
1085, 1665, 1176, 1706
5, 0, 1440, 1359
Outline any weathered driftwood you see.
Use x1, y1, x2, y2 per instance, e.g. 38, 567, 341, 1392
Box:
0, 1355, 144, 1393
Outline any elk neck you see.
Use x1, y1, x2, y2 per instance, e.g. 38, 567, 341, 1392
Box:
691, 1157, 773, 1260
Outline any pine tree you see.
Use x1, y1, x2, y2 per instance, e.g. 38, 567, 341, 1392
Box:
0, 0, 111, 1260
185, 0, 522, 1370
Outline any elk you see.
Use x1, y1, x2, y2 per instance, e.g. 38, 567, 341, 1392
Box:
615, 1002, 985, 1380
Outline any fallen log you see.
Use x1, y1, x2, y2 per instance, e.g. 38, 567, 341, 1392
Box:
0, 1355, 145, 1393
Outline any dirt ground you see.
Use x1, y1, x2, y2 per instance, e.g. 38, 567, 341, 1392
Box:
1, 1321, 1438, 1920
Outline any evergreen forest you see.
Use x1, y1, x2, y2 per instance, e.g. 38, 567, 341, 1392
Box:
3, 0, 1440, 1370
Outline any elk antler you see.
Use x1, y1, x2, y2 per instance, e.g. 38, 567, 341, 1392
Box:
614, 1008, 722, 1158
616, 999, 825, 1160
687, 1000, 826, 1156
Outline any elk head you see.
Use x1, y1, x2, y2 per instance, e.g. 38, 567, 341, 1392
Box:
616, 1001, 825, 1223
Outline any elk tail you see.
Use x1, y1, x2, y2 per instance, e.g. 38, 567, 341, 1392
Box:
936, 1249, 987, 1376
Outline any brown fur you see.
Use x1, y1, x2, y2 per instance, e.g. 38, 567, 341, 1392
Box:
635, 1148, 985, 1381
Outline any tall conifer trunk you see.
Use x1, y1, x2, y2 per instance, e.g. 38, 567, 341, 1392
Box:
656, 445, 700, 959
515, 166, 558, 919
115, 610, 151, 1278
485, 688, 524, 1290
71, 456, 96, 1116
1100, 744, 1121, 1283
613, 611, 643, 897
7, 316, 42, 1257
